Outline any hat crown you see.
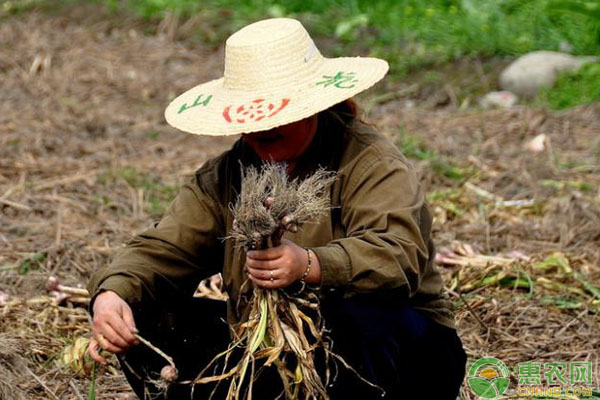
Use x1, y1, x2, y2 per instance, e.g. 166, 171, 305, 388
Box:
223, 18, 323, 91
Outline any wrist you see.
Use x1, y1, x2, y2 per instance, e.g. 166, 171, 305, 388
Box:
93, 290, 121, 311
97, 289, 121, 301
304, 249, 321, 285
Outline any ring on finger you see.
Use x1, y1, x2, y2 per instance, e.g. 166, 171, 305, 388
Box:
97, 333, 108, 348
270, 270, 274, 282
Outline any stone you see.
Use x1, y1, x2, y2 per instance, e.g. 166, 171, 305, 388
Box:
524, 133, 547, 153
499, 51, 597, 98
480, 91, 518, 109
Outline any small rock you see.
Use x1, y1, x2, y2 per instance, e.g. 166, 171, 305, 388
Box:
500, 51, 597, 98
115, 394, 137, 400
404, 99, 415, 109
525, 133, 547, 153
0, 291, 10, 305
480, 91, 518, 109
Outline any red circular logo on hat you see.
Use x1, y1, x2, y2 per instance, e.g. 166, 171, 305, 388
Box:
222, 98, 290, 124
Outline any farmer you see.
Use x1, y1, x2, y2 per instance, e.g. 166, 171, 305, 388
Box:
87, 18, 467, 399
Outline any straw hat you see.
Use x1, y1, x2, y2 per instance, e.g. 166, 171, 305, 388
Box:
164, 18, 389, 136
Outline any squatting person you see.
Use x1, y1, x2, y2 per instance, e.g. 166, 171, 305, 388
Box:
87, 17, 468, 399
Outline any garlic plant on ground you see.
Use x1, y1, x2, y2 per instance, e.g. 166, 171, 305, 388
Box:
192, 163, 337, 400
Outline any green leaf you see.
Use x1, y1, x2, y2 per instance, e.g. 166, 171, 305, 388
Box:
267, 4, 286, 18
88, 361, 97, 400
555, 298, 582, 309
499, 276, 531, 289
532, 253, 571, 274
17, 252, 45, 275
574, 273, 600, 300
249, 297, 268, 353
335, 14, 368, 38
31, 252, 45, 262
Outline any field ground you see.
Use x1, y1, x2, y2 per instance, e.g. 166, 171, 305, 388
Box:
1, 3, 599, 399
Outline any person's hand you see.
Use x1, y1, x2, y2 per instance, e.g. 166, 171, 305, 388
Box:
245, 239, 320, 289
89, 290, 139, 364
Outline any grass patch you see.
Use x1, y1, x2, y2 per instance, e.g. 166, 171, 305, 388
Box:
0, 252, 46, 274
537, 62, 600, 110
539, 179, 595, 192
396, 133, 437, 161
395, 131, 473, 182
97, 167, 179, 217
427, 188, 465, 217
146, 131, 160, 139
92, 0, 600, 79
0, 0, 78, 17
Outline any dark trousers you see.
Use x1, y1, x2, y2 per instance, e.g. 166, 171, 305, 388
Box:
119, 294, 467, 399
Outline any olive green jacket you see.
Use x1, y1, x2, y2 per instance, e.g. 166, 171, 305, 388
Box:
88, 115, 456, 330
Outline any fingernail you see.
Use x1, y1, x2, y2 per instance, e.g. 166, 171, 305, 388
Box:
247, 251, 255, 257
132, 328, 139, 333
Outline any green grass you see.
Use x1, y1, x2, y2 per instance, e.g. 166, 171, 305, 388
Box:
6, 0, 598, 108
536, 62, 600, 109
0, 252, 46, 275
395, 130, 473, 182
395, 132, 437, 161
0, 0, 83, 17
93, 0, 600, 79
97, 167, 179, 217
1, 0, 59, 15
539, 178, 595, 192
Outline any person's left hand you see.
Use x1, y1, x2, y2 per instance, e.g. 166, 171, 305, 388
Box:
245, 239, 308, 289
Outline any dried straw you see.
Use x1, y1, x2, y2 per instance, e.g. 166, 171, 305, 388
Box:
0, 333, 28, 400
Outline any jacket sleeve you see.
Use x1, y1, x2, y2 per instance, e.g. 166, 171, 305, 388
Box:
310, 153, 431, 297
87, 175, 225, 307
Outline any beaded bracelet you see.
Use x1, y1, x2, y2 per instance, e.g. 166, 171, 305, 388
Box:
293, 248, 312, 295
301, 248, 312, 283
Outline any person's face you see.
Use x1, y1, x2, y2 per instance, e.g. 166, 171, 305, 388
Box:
242, 115, 318, 163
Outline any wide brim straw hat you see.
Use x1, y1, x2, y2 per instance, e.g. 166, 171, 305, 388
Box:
164, 18, 388, 136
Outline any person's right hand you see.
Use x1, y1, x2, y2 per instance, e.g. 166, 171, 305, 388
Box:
89, 290, 139, 364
